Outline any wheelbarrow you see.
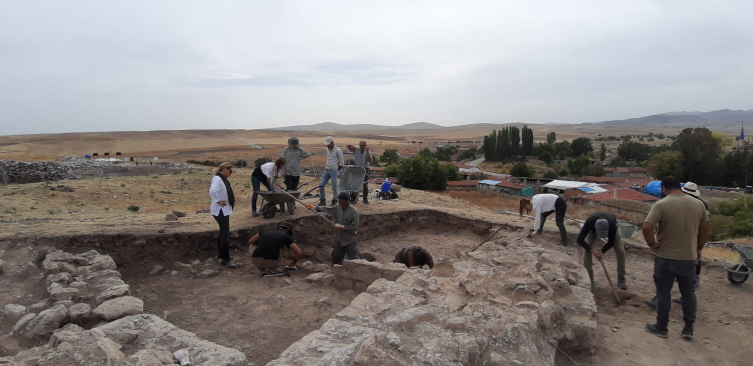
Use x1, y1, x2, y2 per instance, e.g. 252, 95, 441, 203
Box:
339, 166, 368, 203
726, 244, 753, 285
257, 190, 300, 219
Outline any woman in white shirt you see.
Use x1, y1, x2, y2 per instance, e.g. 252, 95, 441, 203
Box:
251, 157, 286, 217
209, 162, 236, 268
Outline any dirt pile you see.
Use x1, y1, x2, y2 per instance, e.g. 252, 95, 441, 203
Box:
269, 233, 598, 365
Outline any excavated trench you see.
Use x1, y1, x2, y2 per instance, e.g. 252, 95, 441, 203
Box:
16, 210, 522, 364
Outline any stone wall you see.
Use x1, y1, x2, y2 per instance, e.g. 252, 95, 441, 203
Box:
306, 260, 408, 292
0, 157, 129, 184
270, 234, 598, 366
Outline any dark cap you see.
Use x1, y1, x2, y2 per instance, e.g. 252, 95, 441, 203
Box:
595, 219, 609, 239
278, 222, 294, 233
337, 192, 350, 200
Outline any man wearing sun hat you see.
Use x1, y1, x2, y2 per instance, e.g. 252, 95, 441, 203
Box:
577, 211, 627, 291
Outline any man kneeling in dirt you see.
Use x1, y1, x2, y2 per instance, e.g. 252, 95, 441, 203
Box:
393, 245, 434, 269
248, 222, 302, 275
307, 192, 359, 265
577, 212, 627, 291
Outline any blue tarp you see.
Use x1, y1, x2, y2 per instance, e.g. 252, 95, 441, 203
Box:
645, 180, 686, 197
84, 154, 91, 159
478, 180, 502, 185
578, 187, 595, 192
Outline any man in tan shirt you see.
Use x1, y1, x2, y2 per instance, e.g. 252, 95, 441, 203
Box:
642, 176, 709, 340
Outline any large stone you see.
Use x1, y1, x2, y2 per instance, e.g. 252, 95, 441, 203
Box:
29, 299, 53, 310
129, 349, 175, 365
46, 272, 72, 287
93, 296, 144, 321
338, 260, 384, 284
23, 305, 69, 339
305, 272, 335, 285
431, 261, 455, 277
49, 287, 79, 301
165, 213, 179, 221
172, 209, 187, 218
69, 303, 93, 325
12, 313, 37, 334
87, 255, 117, 271
3, 304, 27, 317
96, 284, 131, 303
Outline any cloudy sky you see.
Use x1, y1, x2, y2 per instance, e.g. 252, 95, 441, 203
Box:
1, 1, 751, 135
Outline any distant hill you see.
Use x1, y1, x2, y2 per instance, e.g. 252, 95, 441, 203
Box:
274, 121, 444, 131
596, 109, 753, 128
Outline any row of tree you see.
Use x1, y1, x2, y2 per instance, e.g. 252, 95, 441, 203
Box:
482, 126, 534, 162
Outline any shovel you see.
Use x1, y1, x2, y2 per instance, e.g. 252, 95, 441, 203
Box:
598, 238, 622, 306
276, 188, 333, 225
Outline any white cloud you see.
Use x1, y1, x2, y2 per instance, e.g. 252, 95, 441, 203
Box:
1, 0, 751, 134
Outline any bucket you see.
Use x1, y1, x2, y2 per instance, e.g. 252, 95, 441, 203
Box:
381, 180, 392, 193
618, 223, 637, 238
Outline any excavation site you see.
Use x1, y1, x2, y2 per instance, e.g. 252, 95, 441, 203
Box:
2, 185, 753, 366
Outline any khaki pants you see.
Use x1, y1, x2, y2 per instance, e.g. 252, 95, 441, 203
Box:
580, 230, 626, 277
251, 257, 281, 270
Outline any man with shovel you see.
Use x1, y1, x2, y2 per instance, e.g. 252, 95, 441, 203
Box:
307, 192, 360, 265
576, 212, 627, 291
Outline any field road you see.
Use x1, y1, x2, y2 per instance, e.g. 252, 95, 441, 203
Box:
468, 157, 510, 179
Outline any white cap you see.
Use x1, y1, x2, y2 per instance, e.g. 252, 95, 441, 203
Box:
324, 136, 334, 145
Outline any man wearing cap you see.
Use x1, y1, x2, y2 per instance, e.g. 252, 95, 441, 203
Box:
248, 222, 302, 275
345, 140, 372, 204
306, 192, 360, 265
577, 212, 627, 291
643, 176, 708, 340
319, 136, 344, 206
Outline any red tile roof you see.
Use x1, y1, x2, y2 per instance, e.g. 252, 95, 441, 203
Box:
447, 180, 481, 187
584, 189, 658, 202
580, 176, 626, 183
496, 181, 525, 189
370, 167, 385, 171
616, 167, 648, 173
603, 167, 616, 172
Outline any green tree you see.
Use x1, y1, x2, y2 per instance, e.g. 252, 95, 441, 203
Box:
510, 126, 521, 157
380, 149, 399, 165
672, 127, 724, 184
582, 165, 605, 177
521, 125, 534, 156
394, 156, 458, 191
254, 157, 270, 167
567, 155, 591, 176
599, 143, 606, 161
539, 150, 553, 164
546, 132, 557, 145
570, 137, 593, 157
510, 162, 534, 177
649, 150, 685, 179
618, 141, 652, 162
383, 164, 400, 177
458, 147, 478, 161
542, 170, 558, 179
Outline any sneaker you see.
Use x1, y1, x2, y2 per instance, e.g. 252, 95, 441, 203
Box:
363, 199, 370, 204
673, 297, 683, 305
221, 261, 236, 268
644, 296, 657, 309
252, 211, 260, 217
617, 276, 627, 290
645, 324, 668, 338
680, 326, 694, 340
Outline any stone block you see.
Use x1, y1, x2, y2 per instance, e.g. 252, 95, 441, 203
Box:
69, 303, 93, 325
339, 260, 384, 284
46, 272, 72, 287
96, 284, 131, 303
23, 305, 69, 339
381, 264, 407, 282
305, 273, 335, 285
49, 287, 79, 301
88, 255, 117, 271
93, 296, 144, 321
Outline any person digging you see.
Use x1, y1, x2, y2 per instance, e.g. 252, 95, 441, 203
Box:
576, 212, 627, 292
306, 192, 360, 265
248, 222, 302, 276
393, 245, 434, 269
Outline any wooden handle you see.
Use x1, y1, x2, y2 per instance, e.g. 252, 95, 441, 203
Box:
598, 257, 622, 306
471, 226, 505, 252
277, 189, 333, 224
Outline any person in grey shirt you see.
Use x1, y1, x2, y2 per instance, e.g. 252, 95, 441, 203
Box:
345, 140, 372, 204
307, 191, 360, 265
319, 136, 344, 206
281, 137, 310, 192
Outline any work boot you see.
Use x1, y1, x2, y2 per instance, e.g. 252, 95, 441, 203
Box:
221, 260, 236, 269
363, 197, 370, 204
252, 209, 259, 218
618, 276, 627, 290
645, 324, 668, 338
681, 325, 694, 340
644, 296, 657, 309
319, 199, 326, 206
588, 270, 595, 292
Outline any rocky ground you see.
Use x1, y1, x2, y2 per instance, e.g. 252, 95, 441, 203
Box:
2, 172, 753, 366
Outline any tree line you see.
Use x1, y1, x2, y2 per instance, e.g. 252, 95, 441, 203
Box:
482, 125, 533, 162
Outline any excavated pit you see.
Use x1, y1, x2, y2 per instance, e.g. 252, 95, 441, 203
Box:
10, 209, 512, 364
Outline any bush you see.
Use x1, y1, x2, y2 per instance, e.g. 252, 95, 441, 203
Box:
187, 159, 217, 167
127, 205, 140, 212
383, 164, 400, 178
254, 157, 271, 167
385, 156, 459, 191
510, 162, 533, 177
542, 170, 559, 179
233, 159, 248, 167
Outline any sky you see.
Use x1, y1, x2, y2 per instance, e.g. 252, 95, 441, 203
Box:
1, 1, 752, 136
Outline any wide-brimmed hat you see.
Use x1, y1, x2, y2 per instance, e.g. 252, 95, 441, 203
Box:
288, 137, 300, 147
682, 182, 700, 197
324, 136, 334, 145
595, 219, 610, 239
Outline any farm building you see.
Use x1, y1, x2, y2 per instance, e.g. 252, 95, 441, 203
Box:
475, 180, 531, 196
581, 189, 658, 206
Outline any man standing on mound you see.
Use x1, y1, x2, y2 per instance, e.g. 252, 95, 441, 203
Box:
642, 176, 708, 340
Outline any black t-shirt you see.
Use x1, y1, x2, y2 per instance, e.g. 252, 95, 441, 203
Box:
252, 227, 294, 260
577, 212, 618, 253
399, 245, 433, 267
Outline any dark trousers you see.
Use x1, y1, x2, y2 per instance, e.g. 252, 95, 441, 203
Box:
540, 197, 567, 242
362, 170, 370, 200
213, 211, 230, 261
284, 175, 300, 191
332, 242, 359, 265
654, 256, 697, 327
251, 175, 271, 212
